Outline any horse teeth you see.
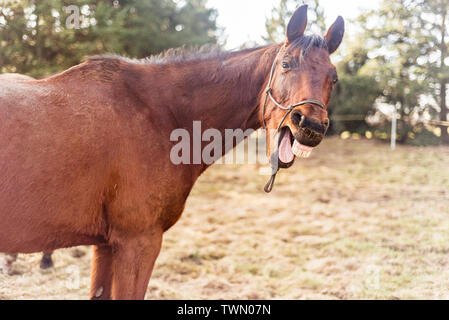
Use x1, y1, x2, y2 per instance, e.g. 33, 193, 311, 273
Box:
291, 141, 313, 158
293, 148, 301, 157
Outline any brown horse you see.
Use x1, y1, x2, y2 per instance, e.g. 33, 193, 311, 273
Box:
0, 73, 55, 271
0, 5, 344, 299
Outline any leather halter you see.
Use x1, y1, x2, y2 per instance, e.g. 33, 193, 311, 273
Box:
262, 48, 327, 193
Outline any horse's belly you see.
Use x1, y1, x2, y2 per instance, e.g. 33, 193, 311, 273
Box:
0, 230, 104, 254
0, 161, 106, 253
0, 195, 106, 253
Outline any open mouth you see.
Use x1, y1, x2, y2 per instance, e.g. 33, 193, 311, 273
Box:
278, 127, 313, 166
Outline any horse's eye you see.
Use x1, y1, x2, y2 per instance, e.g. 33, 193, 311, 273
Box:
332, 77, 339, 85
282, 61, 291, 70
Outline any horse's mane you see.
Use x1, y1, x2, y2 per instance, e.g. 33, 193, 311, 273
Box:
87, 44, 268, 66
87, 34, 327, 66
88, 35, 327, 65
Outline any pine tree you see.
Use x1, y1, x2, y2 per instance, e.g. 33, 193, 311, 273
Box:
419, 0, 449, 144
362, 0, 448, 144
0, 0, 219, 77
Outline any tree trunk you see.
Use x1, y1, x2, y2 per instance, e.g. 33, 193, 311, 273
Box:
441, 82, 449, 144
440, 4, 449, 144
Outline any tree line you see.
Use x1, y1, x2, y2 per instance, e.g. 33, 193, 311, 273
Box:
0, 0, 218, 77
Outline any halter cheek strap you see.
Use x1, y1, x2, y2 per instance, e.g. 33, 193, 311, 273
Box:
262, 49, 326, 193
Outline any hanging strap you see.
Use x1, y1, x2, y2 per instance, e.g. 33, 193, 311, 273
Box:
263, 126, 286, 193
264, 150, 280, 193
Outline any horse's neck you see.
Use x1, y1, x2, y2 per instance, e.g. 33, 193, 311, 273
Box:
166, 45, 280, 134
132, 45, 280, 179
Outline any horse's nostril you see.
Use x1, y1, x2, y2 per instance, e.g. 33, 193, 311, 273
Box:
291, 111, 303, 127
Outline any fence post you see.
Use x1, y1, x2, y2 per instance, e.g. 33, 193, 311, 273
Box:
391, 106, 397, 150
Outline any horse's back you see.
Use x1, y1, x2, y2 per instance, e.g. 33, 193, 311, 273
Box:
0, 73, 34, 82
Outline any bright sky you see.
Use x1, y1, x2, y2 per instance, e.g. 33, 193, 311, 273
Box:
207, 0, 381, 49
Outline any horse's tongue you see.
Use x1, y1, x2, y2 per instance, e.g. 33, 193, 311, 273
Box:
279, 129, 294, 163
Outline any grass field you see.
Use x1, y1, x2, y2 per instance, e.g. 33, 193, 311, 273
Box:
1, 137, 449, 300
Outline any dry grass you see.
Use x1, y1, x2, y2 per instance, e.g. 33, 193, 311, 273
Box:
1, 137, 449, 300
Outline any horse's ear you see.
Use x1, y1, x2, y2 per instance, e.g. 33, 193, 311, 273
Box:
324, 16, 345, 54
286, 5, 308, 45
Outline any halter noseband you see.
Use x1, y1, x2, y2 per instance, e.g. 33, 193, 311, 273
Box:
262, 48, 327, 193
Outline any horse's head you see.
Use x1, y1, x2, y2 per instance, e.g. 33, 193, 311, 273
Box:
262, 5, 344, 168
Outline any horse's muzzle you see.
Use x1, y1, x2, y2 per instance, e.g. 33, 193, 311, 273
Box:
291, 110, 329, 147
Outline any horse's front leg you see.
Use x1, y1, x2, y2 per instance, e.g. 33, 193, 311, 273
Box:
110, 230, 163, 300
90, 244, 113, 300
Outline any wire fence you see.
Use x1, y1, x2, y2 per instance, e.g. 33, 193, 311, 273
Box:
330, 114, 449, 150
425, 119, 449, 127
330, 115, 449, 127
